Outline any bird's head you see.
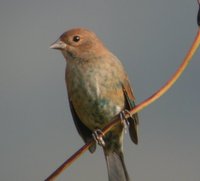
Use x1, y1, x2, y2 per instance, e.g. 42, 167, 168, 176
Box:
50, 28, 106, 61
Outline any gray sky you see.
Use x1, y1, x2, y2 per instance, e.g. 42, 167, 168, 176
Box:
0, 0, 200, 181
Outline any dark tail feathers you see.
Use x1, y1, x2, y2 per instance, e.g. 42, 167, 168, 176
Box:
104, 151, 130, 181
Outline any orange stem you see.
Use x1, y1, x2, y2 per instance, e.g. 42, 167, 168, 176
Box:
45, 29, 200, 181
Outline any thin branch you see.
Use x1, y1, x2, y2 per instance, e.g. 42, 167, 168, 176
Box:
45, 28, 200, 181
45, 4, 200, 179
44, 142, 93, 181
45, 4, 200, 181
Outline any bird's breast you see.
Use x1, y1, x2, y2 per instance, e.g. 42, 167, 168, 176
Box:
66, 61, 124, 130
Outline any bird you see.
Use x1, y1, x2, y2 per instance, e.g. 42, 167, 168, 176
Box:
50, 28, 139, 181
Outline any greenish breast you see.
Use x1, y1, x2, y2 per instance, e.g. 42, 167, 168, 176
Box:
66, 60, 124, 130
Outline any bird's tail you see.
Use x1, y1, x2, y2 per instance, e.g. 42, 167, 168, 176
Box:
104, 150, 130, 181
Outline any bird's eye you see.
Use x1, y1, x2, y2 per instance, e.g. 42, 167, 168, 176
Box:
73, 36, 80, 42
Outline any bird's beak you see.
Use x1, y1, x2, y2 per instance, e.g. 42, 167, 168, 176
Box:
50, 39, 67, 50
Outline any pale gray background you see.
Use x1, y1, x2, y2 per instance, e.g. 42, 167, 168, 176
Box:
0, 0, 200, 181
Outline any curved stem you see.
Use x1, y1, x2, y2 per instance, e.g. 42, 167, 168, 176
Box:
45, 29, 200, 181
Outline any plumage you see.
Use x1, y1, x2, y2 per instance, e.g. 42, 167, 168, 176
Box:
50, 28, 139, 181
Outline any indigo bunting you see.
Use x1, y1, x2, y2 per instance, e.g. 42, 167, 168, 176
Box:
50, 28, 139, 181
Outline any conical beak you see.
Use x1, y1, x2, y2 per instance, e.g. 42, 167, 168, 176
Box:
50, 40, 67, 50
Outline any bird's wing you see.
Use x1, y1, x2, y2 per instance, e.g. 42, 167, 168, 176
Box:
122, 78, 139, 145
69, 100, 96, 153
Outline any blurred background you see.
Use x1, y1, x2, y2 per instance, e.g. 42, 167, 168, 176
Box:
0, 0, 200, 180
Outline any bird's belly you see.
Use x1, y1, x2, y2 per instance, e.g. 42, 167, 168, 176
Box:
72, 86, 123, 130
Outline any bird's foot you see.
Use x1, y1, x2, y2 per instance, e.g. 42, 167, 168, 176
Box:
120, 110, 131, 133
92, 129, 105, 147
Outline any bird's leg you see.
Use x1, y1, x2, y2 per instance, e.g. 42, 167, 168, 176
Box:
92, 129, 105, 147
120, 110, 131, 133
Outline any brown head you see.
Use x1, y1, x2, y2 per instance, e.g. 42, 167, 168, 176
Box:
50, 28, 107, 61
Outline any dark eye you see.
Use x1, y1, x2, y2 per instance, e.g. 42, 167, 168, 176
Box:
73, 36, 80, 42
